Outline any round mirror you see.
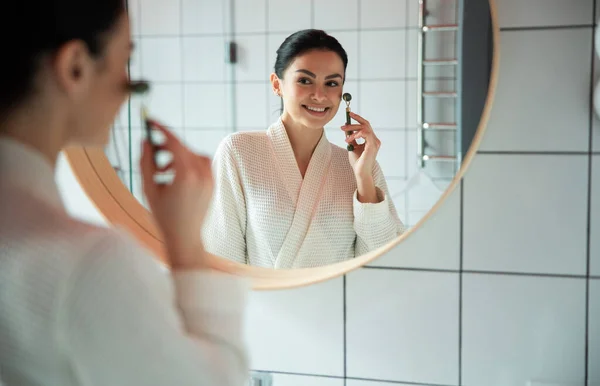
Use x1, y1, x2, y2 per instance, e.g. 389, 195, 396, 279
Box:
65, 0, 499, 289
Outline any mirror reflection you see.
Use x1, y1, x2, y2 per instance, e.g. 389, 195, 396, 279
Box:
106, 0, 493, 269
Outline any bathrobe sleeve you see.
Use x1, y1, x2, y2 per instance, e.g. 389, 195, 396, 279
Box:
202, 138, 248, 264
353, 161, 405, 256
60, 232, 250, 386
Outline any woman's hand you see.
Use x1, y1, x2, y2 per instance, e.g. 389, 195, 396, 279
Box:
140, 119, 214, 268
341, 112, 382, 203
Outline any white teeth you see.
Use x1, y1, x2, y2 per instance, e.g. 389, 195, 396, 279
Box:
306, 106, 326, 112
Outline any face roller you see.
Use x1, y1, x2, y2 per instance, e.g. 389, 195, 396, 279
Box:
126, 80, 159, 164
342, 93, 354, 151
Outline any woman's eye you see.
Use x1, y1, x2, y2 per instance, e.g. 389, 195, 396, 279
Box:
327, 81, 340, 87
298, 78, 311, 85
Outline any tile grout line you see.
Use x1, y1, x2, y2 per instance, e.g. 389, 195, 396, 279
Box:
584, 1, 596, 384
501, 24, 595, 31
458, 178, 464, 386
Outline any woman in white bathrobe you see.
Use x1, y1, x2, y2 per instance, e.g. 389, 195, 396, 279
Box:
203, 29, 405, 269
0, 1, 249, 385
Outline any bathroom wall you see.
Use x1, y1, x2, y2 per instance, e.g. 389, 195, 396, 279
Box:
55, 0, 600, 386
105, 0, 459, 228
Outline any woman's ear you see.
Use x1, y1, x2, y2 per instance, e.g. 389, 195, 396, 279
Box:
270, 72, 281, 96
52, 40, 93, 96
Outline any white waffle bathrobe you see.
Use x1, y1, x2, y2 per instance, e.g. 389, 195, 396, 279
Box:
203, 118, 405, 269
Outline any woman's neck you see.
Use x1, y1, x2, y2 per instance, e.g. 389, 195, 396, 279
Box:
281, 112, 324, 176
0, 107, 66, 168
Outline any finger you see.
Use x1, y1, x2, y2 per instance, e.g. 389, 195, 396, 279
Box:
340, 124, 363, 131
140, 140, 158, 199
348, 112, 370, 126
146, 120, 194, 182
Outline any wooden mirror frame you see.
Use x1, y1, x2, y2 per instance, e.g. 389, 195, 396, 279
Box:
64, 0, 500, 290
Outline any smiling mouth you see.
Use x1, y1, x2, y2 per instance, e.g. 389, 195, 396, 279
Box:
303, 105, 330, 114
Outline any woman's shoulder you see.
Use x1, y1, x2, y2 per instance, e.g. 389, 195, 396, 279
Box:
215, 130, 271, 160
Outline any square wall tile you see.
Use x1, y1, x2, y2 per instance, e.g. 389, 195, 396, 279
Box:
127, 0, 141, 36
331, 31, 358, 81
140, 37, 182, 82
314, 0, 359, 30
184, 129, 230, 159
235, 35, 268, 82
463, 154, 588, 275
236, 83, 269, 128
359, 0, 407, 29
359, 30, 406, 80
385, 178, 409, 223
369, 181, 460, 270
590, 279, 600, 385
234, 0, 266, 33
591, 155, 600, 276
480, 29, 591, 152
267, 0, 311, 33
360, 81, 407, 129
462, 274, 587, 386
244, 277, 344, 376
497, 0, 594, 28
145, 84, 184, 128
374, 130, 408, 179
346, 269, 459, 385
183, 84, 229, 129
265, 374, 343, 386
181, 0, 225, 34
595, 56, 600, 152
348, 381, 440, 386
139, 0, 180, 35
182, 37, 227, 82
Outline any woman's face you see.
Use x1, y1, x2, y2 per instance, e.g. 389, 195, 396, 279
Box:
63, 12, 133, 147
272, 49, 345, 130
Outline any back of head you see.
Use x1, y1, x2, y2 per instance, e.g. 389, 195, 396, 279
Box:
273, 29, 348, 79
0, 0, 125, 120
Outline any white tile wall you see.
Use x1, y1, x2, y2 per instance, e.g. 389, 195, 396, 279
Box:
235, 35, 268, 81
181, 0, 226, 34
93, 2, 599, 386
594, 57, 600, 152
347, 382, 439, 386
139, 0, 180, 36
359, 30, 406, 79
590, 279, 600, 385
592, 155, 600, 276
182, 37, 228, 82
463, 154, 588, 275
359, 0, 407, 29
346, 269, 459, 385
365, 177, 460, 261
234, 0, 266, 34
496, 0, 594, 28
267, 0, 311, 33
245, 278, 344, 376
183, 84, 229, 128
480, 29, 592, 152
313, 0, 359, 31
140, 37, 182, 82
462, 274, 587, 386
269, 374, 344, 386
